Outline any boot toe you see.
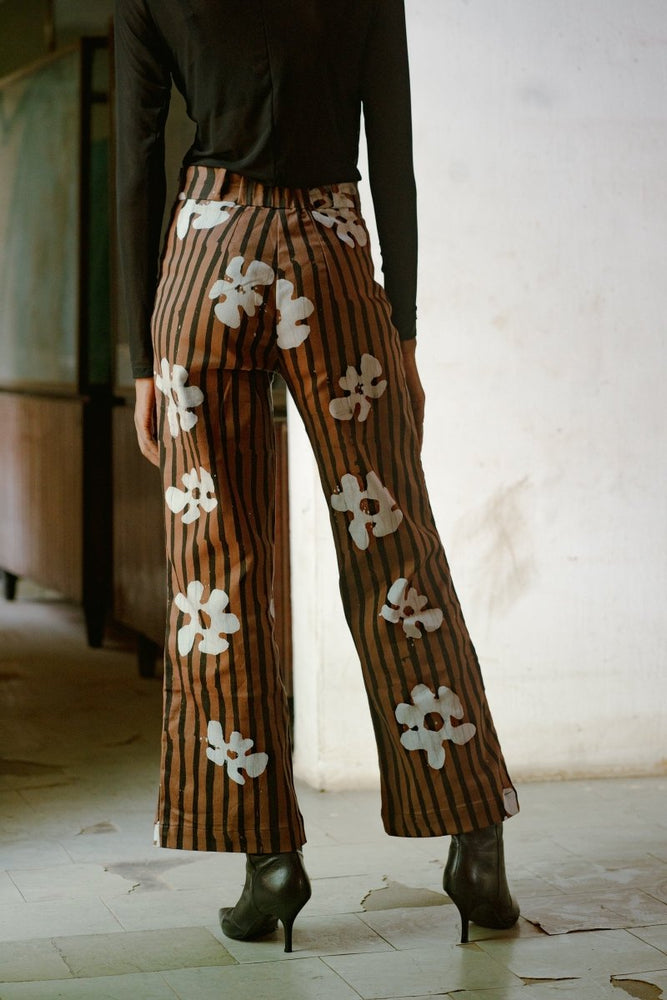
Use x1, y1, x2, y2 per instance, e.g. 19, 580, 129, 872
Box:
219, 906, 278, 940
469, 897, 520, 930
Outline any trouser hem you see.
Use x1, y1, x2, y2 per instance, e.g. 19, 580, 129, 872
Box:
154, 819, 306, 853
381, 796, 519, 839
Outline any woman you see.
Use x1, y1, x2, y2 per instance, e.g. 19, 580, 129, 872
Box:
114, 0, 519, 953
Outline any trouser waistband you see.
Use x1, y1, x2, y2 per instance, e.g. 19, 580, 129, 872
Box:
180, 164, 360, 210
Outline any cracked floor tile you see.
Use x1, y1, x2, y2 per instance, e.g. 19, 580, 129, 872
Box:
477, 929, 667, 979
522, 889, 667, 934
52, 927, 235, 978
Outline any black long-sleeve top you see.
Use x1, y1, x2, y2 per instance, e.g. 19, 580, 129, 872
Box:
114, 0, 418, 379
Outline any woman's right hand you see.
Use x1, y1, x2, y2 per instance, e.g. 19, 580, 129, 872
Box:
134, 377, 160, 467
399, 339, 425, 450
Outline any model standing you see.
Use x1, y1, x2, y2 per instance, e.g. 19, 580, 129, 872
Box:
115, 0, 519, 952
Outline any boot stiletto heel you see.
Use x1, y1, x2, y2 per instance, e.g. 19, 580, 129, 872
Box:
443, 822, 519, 944
219, 850, 311, 953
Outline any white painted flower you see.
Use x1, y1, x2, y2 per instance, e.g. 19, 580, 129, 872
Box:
329, 353, 387, 422
276, 278, 314, 349
209, 256, 275, 329
380, 578, 444, 639
206, 721, 269, 786
165, 467, 218, 524
155, 359, 204, 438
310, 186, 368, 247
174, 581, 240, 656
176, 195, 236, 239
395, 684, 477, 770
331, 471, 403, 550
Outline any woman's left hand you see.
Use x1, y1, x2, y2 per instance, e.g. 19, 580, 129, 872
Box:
134, 377, 160, 467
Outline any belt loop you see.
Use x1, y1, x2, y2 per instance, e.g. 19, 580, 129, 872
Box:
177, 164, 189, 196
216, 166, 229, 200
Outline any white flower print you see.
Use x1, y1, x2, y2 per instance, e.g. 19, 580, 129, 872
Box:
276, 278, 315, 349
174, 581, 240, 656
380, 578, 444, 639
155, 359, 204, 438
165, 466, 218, 524
209, 256, 275, 329
331, 471, 403, 550
206, 721, 269, 785
329, 353, 388, 422
395, 683, 477, 770
310, 185, 368, 247
176, 195, 236, 239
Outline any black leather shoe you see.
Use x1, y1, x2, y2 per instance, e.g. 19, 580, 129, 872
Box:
443, 822, 519, 943
219, 851, 311, 953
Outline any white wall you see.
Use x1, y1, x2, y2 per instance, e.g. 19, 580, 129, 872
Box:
290, 0, 667, 788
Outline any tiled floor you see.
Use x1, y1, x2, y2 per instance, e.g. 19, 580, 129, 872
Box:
0, 589, 666, 999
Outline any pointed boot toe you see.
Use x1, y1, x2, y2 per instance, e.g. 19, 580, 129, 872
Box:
218, 905, 277, 941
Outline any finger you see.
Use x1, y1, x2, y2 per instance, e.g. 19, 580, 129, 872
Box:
135, 422, 160, 467
140, 438, 160, 467
146, 439, 160, 466
416, 415, 424, 450
414, 399, 425, 450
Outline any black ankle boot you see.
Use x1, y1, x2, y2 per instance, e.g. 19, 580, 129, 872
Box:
219, 851, 311, 953
443, 822, 519, 943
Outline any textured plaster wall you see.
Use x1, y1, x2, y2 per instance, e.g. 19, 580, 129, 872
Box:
290, 0, 667, 788
9, 0, 663, 787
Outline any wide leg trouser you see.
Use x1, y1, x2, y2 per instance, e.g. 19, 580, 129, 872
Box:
151, 166, 519, 852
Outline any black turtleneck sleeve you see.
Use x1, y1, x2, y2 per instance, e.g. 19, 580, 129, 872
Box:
114, 0, 172, 378
362, 0, 418, 343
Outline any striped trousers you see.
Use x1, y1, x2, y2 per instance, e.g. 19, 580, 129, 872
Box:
152, 166, 518, 852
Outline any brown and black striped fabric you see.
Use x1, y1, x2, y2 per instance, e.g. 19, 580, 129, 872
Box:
151, 166, 518, 852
